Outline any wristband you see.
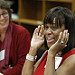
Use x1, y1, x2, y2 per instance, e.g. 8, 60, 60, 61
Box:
26, 54, 37, 61
0, 73, 3, 75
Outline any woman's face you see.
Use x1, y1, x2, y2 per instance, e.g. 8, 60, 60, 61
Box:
0, 8, 9, 31
44, 23, 65, 48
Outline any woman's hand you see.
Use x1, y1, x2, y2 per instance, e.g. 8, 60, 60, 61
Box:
31, 25, 44, 50
48, 30, 69, 56
22, 25, 44, 75
29, 25, 44, 56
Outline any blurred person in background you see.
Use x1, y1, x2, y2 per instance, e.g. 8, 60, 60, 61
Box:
0, 0, 31, 75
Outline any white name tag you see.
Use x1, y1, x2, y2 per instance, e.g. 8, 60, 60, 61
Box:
44, 57, 62, 70
0, 49, 5, 61
55, 57, 62, 69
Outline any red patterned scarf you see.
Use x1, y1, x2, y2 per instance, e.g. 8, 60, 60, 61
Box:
0, 21, 13, 72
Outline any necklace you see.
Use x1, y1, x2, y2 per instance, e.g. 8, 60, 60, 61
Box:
56, 51, 62, 56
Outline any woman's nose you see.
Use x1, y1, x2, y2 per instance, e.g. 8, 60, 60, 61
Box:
47, 31, 53, 35
44, 28, 53, 35
0, 15, 4, 20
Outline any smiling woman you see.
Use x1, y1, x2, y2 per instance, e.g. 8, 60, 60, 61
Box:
44, 23, 65, 48
0, 9, 9, 32
0, 0, 31, 75
22, 6, 75, 75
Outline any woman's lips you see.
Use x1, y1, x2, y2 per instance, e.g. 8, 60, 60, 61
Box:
47, 39, 54, 43
0, 22, 6, 26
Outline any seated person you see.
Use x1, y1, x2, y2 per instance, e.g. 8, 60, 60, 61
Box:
0, 0, 31, 75
22, 6, 75, 75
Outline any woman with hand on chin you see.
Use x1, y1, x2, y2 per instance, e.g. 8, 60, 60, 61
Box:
0, 0, 31, 75
22, 6, 75, 75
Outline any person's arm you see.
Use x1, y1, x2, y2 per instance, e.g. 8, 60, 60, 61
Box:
3, 28, 31, 75
22, 25, 44, 75
22, 47, 38, 75
45, 51, 75, 75
56, 54, 75, 75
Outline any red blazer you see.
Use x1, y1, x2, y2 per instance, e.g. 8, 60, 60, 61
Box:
0, 22, 31, 75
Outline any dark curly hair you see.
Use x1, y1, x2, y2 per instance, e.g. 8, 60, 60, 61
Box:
0, 0, 13, 20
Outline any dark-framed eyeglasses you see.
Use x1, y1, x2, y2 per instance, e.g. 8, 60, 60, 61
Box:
0, 12, 8, 18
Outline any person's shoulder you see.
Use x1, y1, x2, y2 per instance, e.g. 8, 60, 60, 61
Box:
62, 54, 75, 72
13, 23, 27, 31
12, 23, 30, 34
64, 53, 75, 64
62, 49, 75, 67
57, 54, 75, 75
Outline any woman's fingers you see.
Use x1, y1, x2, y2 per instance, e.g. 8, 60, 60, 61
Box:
36, 26, 41, 36
62, 30, 69, 45
35, 25, 44, 36
58, 30, 69, 47
58, 32, 63, 42
65, 31, 69, 44
32, 25, 44, 39
33, 26, 40, 38
39, 25, 44, 38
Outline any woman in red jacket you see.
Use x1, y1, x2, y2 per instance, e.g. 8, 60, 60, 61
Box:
22, 6, 75, 75
0, 0, 31, 75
